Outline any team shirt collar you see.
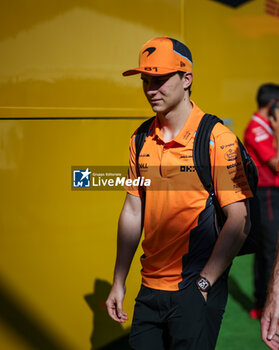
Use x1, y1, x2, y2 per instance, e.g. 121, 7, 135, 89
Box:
152, 101, 205, 147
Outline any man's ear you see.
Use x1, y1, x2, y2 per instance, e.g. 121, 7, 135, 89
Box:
183, 72, 193, 90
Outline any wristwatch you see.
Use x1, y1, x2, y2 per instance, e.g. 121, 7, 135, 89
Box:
196, 275, 212, 293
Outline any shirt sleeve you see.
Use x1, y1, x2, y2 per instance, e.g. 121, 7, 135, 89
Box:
123, 133, 142, 197
244, 124, 276, 163
210, 125, 253, 208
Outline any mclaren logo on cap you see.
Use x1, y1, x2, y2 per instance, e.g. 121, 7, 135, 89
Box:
143, 47, 156, 56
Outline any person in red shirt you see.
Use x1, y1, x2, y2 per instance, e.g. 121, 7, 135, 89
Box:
244, 84, 279, 326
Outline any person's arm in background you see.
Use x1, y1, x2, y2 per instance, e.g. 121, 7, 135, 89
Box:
261, 243, 279, 350
106, 192, 143, 323
261, 106, 279, 349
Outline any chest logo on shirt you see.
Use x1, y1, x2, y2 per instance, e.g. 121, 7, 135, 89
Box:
180, 165, 196, 172
139, 163, 148, 169
180, 155, 192, 159
220, 143, 234, 150
183, 131, 191, 141
224, 149, 238, 161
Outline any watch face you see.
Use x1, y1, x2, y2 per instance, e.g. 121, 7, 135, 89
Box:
197, 277, 210, 291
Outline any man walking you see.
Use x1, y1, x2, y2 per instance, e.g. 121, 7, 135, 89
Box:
106, 37, 252, 349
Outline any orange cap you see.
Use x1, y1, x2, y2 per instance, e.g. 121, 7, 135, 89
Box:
123, 37, 193, 76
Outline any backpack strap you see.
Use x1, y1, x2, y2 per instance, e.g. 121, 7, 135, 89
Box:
135, 116, 155, 168
236, 137, 258, 195
193, 114, 226, 227
134, 117, 155, 225
193, 114, 223, 195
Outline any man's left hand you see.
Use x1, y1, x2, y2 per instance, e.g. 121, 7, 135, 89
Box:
200, 291, 207, 302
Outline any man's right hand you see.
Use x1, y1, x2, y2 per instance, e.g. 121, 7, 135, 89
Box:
268, 104, 279, 137
106, 284, 128, 323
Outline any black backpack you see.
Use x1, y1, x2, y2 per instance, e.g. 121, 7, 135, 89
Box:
135, 114, 260, 256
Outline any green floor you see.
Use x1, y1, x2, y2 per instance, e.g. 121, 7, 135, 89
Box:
216, 254, 265, 349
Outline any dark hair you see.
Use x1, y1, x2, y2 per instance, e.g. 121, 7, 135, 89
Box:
257, 83, 279, 108
178, 71, 192, 97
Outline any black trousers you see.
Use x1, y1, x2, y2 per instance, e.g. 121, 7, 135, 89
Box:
254, 187, 279, 308
129, 277, 228, 350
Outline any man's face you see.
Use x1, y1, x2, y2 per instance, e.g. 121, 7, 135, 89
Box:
141, 72, 190, 114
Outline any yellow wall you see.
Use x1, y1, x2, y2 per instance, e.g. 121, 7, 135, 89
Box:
0, 1, 279, 349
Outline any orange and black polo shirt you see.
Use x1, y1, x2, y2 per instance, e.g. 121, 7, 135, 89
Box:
125, 101, 252, 291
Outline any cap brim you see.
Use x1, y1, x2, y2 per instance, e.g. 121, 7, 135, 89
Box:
122, 67, 178, 77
